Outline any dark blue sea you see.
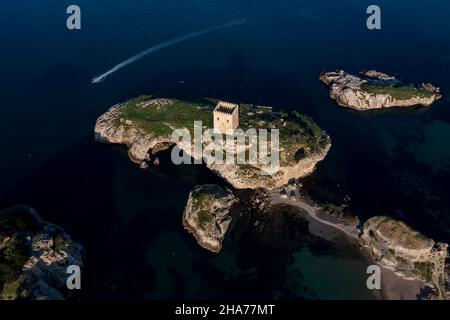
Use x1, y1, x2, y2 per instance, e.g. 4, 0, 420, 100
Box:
0, 0, 449, 299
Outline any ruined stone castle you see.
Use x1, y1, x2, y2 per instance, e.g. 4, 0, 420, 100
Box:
213, 101, 239, 134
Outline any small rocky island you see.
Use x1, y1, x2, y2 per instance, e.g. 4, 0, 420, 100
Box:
183, 184, 237, 253
320, 70, 441, 110
0, 205, 84, 300
361, 216, 449, 299
95, 96, 331, 190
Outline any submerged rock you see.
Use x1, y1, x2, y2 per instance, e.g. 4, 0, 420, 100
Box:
183, 185, 237, 253
360, 216, 449, 299
0, 205, 84, 300
320, 70, 441, 110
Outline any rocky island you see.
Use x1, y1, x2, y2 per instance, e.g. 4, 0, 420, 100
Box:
361, 216, 449, 299
0, 205, 84, 300
183, 184, 237, 253
320, 70, 441, 110
95, 96, 331, 190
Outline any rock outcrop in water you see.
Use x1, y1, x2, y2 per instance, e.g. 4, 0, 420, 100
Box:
95, 96, 331, 190
360, 216, 449, 299
183, 184, 237, 253
320, 70, 441, 110
0, 205, 84, 300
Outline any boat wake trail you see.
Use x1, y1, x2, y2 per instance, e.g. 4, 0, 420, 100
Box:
91, 19, 246, 83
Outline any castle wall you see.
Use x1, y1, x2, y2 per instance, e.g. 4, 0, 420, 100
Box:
214, 112, 233, 134
232, 108, 239, 130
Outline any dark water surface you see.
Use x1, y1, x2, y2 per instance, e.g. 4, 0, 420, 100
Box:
0, 0, 449, 299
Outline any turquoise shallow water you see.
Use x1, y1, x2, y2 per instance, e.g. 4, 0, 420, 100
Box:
0, 0, 449, 299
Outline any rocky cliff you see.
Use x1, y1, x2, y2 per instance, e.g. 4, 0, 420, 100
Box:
320, 70, 441, 110
94, 98, 176, 167
95, 96, 331, 190
0, 205, 84, 300
360, 216, 449, 299
183, 185, 237, 253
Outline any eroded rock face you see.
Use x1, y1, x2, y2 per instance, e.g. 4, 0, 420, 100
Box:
320, 70, 441, 110
183, 185, 237, 253
360, 216, 449, 299
205, 143, 331, 190
94, 102, 174, 165
0, 205, 84, 300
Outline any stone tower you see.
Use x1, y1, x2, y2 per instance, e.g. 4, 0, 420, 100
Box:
213, 101, 239, 134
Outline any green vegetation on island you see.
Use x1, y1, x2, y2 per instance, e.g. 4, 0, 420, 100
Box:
114, 96, 329, 167
192, 188, 216, 228
0, 207, 37, 298
0, 205, 84, 300
360, 84, 434, 100
117, 96, 213, 136
190, 185, 234, 231
413, 261, 435, 283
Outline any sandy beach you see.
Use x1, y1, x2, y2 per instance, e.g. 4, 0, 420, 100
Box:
271, 191, 429, 300
380, 267, 428, 300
